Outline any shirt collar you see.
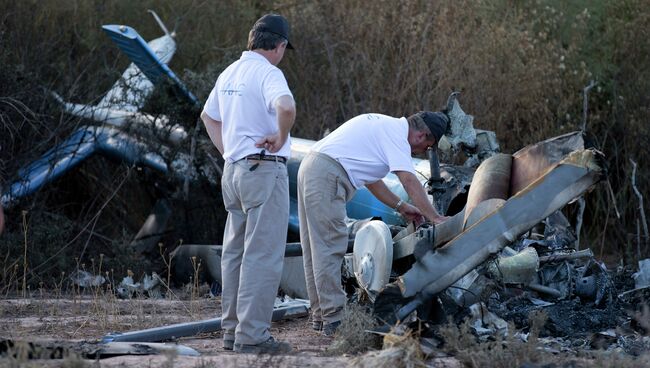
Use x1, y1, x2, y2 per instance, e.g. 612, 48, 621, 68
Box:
240, 50, 271, 64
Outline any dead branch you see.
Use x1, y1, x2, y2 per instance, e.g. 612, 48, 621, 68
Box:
575, 197, 585, 250
606, 179, 621, 219
183, 118, 202, 201
581, 80, 597, 132
575, 80, 594, 250
629, 159, 649, 254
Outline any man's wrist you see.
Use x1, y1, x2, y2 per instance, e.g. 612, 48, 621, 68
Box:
393, 199, 404, 211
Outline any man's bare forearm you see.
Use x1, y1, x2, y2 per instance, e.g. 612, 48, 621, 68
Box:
395, 171, 445, 223
275, 95, 296, 138
366, 180, 401, 208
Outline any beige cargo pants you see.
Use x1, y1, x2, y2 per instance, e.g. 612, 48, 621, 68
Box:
297, 152, 356, 325
221, 158, 289, 345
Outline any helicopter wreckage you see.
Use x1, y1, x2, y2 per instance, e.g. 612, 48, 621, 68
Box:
3, 12, 646, 358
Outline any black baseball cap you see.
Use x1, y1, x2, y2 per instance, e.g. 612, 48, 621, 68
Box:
253, 14, 294, 49
415, 111, 449, 142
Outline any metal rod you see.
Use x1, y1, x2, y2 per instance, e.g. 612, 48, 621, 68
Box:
427, 148, 441, 182
102, 303, 308, 343
395, 296, 425, 322
527, 283, 562, 298
538, 248, 593, 263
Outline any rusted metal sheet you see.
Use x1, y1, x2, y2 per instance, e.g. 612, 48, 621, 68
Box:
510, 131, 586, 196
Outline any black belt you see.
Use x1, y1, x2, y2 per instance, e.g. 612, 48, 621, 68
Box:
244, 153, 287, 164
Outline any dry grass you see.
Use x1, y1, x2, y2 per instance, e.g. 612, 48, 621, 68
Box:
328, 303, 381, 355
350, 329, 426, 368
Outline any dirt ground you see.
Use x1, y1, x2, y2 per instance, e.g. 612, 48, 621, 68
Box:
0, 295, 460, 367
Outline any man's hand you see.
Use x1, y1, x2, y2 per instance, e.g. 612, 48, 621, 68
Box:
255, 133, 286, 153
260, 95, 295, 153
431, 214, 450, 225
398, 203, 425, 225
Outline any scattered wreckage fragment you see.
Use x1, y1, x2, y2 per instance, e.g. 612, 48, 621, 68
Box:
0, 338, 200, 359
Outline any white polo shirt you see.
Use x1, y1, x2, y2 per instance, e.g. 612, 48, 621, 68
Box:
313, 113, 416, 188
202, 51, 293, 162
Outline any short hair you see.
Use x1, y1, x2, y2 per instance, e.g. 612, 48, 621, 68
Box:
247, 30, 287, 51
407, 114, 436, 141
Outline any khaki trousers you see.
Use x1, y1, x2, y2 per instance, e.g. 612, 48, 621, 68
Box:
221, 158, 289, 345
297, 152, 356, 324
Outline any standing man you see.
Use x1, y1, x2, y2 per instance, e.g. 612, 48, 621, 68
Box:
298, 111, 450, 335
201, 14, 296, 354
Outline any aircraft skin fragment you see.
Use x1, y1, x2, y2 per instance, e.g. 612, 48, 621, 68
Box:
510, 131, 586, 195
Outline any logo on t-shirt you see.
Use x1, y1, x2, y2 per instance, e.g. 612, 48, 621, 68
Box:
220, 82, 246, 96
365, 114, 380, 120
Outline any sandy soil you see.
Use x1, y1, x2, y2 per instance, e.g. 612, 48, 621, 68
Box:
0, 295, 420, 367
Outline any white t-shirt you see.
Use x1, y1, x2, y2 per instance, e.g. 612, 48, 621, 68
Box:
202, 51, 293, 161
313, 113, 416, 188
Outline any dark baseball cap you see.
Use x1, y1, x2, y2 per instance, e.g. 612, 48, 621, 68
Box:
415, 111, 449, 142
253, 14, 294, 49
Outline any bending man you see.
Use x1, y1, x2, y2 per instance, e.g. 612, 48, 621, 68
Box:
297, 111, 449, 336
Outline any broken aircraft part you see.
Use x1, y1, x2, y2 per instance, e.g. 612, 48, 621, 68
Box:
486, 247, 540, 285
1, 126, 169, 209
438, 92, 500, 167
102, 23, 199, 106
397, 148, 602, 299
0, 12, 222, 211
171, 242, 308, 299
0, 339, 199, 359
352, 220, 393, 298
632, 258, 650, 289
130, 198, 173, 254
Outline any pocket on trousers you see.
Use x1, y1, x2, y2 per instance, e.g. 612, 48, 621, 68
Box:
239, 163, 283, 212
221, 163, 238, 211
328, 174, 348, 232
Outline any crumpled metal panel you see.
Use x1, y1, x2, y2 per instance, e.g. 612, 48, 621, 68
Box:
510, 131, 586, 196
396, 149, 603, 298
442, 92, 477, 152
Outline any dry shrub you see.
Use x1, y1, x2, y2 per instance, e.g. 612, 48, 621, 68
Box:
328, 303, 381, 355
282, 0, 586, 146
350, 329, 425, 368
